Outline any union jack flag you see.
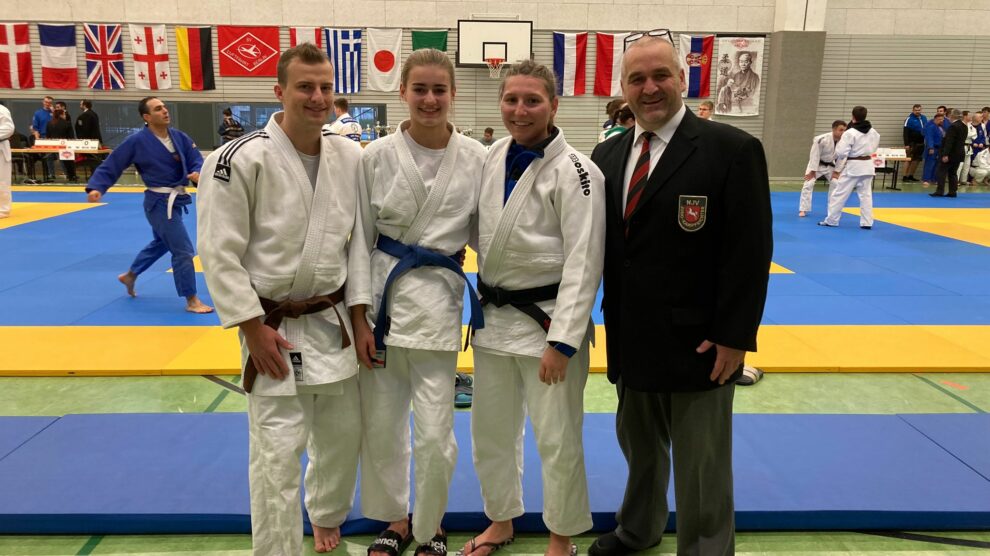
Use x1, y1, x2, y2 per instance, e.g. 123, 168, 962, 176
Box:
84, 23, 125, 90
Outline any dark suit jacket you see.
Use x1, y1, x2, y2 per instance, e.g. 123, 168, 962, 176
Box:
591, 109, 773, 392
75, 110, 102, 143
941, 119, 967, 163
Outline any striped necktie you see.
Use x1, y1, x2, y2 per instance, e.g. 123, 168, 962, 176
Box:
625, 131, 655, 220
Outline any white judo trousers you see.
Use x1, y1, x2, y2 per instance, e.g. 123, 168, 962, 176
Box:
824, 174, 873, 227
359, 347, 458, 542
471, 345, 593, 537
798, 171, 835, 213
248, 379, 361, 556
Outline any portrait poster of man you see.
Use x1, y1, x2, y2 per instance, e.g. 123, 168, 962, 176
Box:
714, 36, 765, 117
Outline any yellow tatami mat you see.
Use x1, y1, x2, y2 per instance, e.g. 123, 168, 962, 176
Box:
2, 324, 988, 376
845, 207, 990, 247
0, 202, 103, 229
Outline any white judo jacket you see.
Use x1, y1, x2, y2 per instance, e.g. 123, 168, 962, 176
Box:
360, 122, 487, 351
197, 112, 372, 395
834, 125, 881, 178
805, 132, 838, 175
473, 130, 606, 359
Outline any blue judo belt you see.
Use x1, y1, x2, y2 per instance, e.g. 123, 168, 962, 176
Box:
373, 234, 484, 350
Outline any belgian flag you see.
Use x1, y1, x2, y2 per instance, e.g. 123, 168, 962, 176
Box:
176, 26, 216, 91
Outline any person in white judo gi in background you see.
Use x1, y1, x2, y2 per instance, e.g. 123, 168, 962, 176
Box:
0, 102, 13, 219
458, 59, 605, 556
350, 48, 487, 556
819, 105, 880, 230
196, 43, 371, 555
798, 119, 845, 217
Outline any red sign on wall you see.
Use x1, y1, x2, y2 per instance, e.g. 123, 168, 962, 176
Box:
218, 26, 279, 77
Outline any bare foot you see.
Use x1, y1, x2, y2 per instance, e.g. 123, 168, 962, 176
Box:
313, 524, 341, 553
186, 296, 214, 314
370, 519, 411, 556
118, 271, 137, 297
546, 533, 574, 556
798, 211, 807, 217
461, 521, 513, 556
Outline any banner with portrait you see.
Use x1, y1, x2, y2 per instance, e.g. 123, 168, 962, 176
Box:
714, 36, 764, 117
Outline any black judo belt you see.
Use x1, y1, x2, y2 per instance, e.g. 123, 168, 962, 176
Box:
475, 278, 559, 339
819, 159, 835, 167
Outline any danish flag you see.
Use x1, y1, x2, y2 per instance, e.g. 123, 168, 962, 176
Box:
129, 24, 171, 89
0, 23, 35, 89
84, 23, 125, 90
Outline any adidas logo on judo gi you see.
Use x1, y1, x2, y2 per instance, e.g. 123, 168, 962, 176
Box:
213, 163, 231, 182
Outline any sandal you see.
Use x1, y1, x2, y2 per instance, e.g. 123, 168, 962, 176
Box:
415, 529, 448, 556
457, 536, 514, 556
368, 523, 415, 556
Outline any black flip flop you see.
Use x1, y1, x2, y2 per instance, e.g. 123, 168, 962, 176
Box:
457, 536, 514, 556
368, 523, 415, 556
414, 529, 448, 556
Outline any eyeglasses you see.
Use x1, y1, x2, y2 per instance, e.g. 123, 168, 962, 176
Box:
624, 29, 674, 51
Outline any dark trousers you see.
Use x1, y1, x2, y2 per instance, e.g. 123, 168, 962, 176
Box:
935, 159, 960, 195
613, 381, 735, 556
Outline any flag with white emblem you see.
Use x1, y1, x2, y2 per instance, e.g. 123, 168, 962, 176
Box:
129, 25, 171, 90
0, 23, 35, 89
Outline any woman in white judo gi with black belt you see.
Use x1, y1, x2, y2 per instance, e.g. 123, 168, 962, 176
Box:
458, 60, 605, 556
351, 49, 487, 556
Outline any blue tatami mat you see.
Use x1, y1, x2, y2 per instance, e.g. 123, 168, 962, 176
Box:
1, 412, 988, 534
0, 416, 56, 461
900, 414, 990, 482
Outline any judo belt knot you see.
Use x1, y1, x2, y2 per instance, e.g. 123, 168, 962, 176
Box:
258, 287, 350, 350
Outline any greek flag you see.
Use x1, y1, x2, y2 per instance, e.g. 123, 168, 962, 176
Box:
325, 28, 362, 94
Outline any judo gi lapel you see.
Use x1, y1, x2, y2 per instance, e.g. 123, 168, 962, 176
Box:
483, 132, 567, 281
393, 122, 461, 245
266, 113, 325, 299
628, 112, 700, 223
166, 127, 189, 180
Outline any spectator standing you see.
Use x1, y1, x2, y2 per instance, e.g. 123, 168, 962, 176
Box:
901, 104, 926, 181
217, 108, 245, 145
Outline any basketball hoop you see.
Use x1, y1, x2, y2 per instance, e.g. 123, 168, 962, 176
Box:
485, 58, 505, 79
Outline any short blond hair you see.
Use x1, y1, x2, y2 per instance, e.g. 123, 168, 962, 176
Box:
277, 43, 331, 86
499, 59, 556, 102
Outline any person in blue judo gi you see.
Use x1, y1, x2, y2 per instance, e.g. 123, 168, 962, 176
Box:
86, 96, 213, 314
923, 113, 945, 186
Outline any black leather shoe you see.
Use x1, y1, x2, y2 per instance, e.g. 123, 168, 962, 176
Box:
929, 193, 944, 197
946, 193, 957, 197
860, 226, 872, 230
588, 532, 638, 556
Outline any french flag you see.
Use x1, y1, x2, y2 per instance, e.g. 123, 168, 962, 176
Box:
679, 34, 714, 98
593, 32, 629, 97
553, 32, 586, 97
39, 24, 78, 89
289, 27, 323, 48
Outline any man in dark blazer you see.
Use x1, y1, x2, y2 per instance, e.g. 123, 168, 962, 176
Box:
933, 108, 966, 197
75, 100, 102, 143
588, 37, 772, 556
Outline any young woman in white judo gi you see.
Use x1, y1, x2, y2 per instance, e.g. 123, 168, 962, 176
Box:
459, 60, 605, 556
352, 48, 487, 556
196, 44, 371, 556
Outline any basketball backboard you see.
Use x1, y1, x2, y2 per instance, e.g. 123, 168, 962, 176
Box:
456, 20, 533, 68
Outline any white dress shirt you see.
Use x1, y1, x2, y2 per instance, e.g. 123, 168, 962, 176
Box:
622, 104, 687, 208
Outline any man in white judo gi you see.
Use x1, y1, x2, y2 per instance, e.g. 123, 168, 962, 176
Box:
819, 106, 880, 229
197, 43, 371, 555
798, 120, 845, 217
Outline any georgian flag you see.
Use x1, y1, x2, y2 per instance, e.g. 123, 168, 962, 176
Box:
0, 23, 35, 89
38, 24, 78, 89
593, 32, 629, 97
367, 28, 401, 92
129, 24, 171, 90
553, 32, 587, 97
289, 27, 323, 48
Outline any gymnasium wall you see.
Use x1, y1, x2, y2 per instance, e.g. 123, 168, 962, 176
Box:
1, 0, 773, 158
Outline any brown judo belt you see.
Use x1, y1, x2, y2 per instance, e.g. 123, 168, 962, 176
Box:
242, 286, 349, 393
848, 155, 872, 160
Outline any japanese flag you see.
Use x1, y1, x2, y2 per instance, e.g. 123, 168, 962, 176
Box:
367, 28, 401, 92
